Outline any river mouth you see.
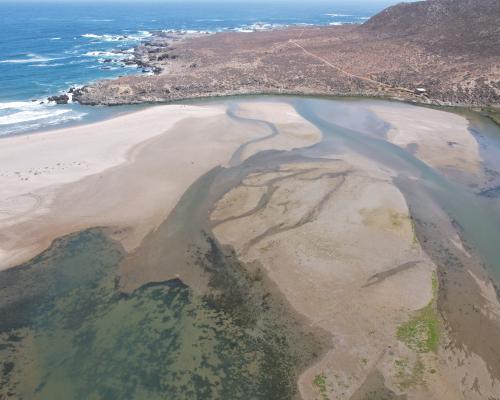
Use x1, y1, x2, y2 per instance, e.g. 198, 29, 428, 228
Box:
1, 96, 499, 399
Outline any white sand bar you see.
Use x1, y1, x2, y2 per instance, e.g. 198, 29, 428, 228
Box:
0, 103, 271, 269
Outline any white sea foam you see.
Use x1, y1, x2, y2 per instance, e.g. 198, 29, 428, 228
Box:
83, 51, 128, 58
195, 19, 225, 22
0, 54, 60, 64
0, 109, 71, 125
82, 33, 117, 41
29, 63, 65, 68
159, 24, 286, 35
32, 82, 53, 87
161, 28, 211, 34
50, 37, 62, 40
82, 31, 152, 42
80, 18, 114, 22
0, 101, 51, 111
325, 13, 353, 17
0, 99, 87, 136
233, 23, 285, 32
0, 112, 86, 136
68, 59, 90, 65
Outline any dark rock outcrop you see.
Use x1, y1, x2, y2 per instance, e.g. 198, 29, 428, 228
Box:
47, 94, 69, 104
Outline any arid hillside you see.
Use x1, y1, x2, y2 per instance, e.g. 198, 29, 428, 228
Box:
73, 0, 500, 107
363, 0, 500, 55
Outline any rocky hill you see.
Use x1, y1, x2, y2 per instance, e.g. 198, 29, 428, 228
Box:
72, 0, 500, 107
362, 0, 500, 55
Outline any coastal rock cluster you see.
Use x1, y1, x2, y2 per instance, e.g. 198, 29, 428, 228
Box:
47, 94, 69, 104
47, 32, 198, 104
71, 0, 499, 108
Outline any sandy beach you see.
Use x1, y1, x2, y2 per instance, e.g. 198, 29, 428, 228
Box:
0, 99, 325, 271
0, 103, 252, 268
0, 97, 498, 400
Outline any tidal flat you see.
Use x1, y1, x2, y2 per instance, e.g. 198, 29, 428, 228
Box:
0, 96, 499, 399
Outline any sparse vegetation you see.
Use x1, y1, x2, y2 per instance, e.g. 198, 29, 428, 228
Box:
389, 210, 407, 227
394, 357, 425, 389
397, 272, 439, 353
409, 216, 419, 245
313, 373, 328, 400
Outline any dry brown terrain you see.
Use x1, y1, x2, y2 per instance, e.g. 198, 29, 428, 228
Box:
73, 0, 500, 108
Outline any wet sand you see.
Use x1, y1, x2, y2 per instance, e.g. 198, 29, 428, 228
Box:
0, 97, 499, 399
369, 103, 483, 182
211, 156, 438, 399
0, 103, 262, 269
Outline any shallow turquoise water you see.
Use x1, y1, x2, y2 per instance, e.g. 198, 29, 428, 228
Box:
0, 228, 322, 400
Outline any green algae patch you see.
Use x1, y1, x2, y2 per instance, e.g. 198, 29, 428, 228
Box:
396, 303, 439, 353
0, 228, 325, 400
313, 373, 328, 400
397, 273, 439, 353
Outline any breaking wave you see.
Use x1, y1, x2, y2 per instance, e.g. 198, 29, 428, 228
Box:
0, 101, 86, 135
81, 31, 152, 42
0, 53, 61, 64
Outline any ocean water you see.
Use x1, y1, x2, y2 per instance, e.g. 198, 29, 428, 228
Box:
0, 0, 397, 136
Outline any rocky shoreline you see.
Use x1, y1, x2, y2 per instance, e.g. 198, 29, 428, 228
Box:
47, 0, 499, 110
46, 30, 204, 105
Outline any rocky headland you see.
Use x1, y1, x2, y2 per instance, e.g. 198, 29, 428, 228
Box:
69, 0, 499, 109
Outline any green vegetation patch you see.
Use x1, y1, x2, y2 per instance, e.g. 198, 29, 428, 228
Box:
313, 373, 328, 400
397, 273, 439, 353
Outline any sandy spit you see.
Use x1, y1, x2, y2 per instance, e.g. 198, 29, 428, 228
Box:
0, 103, 265, 269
